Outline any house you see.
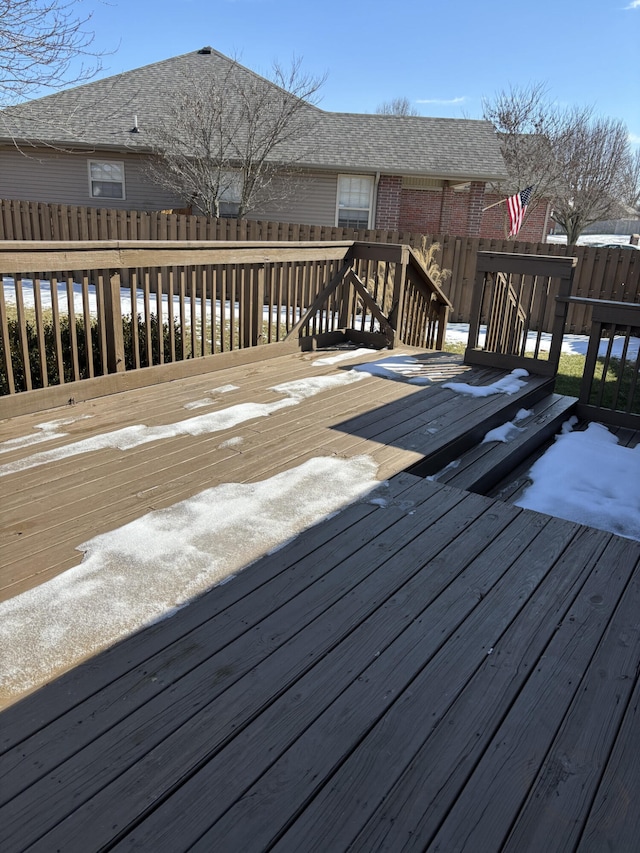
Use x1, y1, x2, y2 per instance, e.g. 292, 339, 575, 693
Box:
0, 46, 550, 240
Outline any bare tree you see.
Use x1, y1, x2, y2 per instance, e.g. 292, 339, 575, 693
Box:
621, 147, 640, 212
0, 0, 102, 104
145, 56, 325, 218
483, 83, 634, 242
552, 116, 631, 244
376, 96, 419, 117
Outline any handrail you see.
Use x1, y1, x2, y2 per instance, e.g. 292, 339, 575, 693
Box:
464, 251, 577, 377
0, 239, 452, 414
403, 249, 452, 349
557, 295, 640, 309
574, 298, 640, 429
407, 247, 453, 310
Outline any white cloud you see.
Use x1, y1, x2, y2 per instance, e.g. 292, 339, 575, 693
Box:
416, 96, 466, 105
625, 1, 640, 8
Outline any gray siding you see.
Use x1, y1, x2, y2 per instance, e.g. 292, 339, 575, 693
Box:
247, 172, 338, 226
0, 148, 183, 209
0, 148, 340, 225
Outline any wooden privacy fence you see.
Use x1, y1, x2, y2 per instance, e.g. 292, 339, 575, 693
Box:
0, 240, 451, 413
1, 199, 639, 334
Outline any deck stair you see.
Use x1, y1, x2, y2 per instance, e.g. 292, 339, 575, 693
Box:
422, 392, 578, 495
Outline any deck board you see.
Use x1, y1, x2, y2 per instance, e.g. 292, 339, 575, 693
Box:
1, 347, 639, 852
0, 349, 545, 601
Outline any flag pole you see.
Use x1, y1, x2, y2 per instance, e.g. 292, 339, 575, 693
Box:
482, 198, 507, 212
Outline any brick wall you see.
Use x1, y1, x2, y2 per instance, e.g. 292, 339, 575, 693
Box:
397, 183, 481, 236
398, 188, 443, 233
378, 179, 551, 241
374, 175, 402, 229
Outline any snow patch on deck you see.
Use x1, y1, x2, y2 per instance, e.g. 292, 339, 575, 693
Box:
0, 455, 381, 701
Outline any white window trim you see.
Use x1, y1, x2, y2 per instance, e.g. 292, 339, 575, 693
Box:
335, 174, 374, 228
88, 159, 126, 201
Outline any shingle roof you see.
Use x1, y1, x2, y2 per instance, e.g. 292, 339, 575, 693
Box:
0, 47, 507, 182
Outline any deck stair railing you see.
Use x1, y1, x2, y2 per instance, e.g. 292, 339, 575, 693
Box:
563, 297, 640, 429
287, 244, 451, 352
0, 239, 451, 412
465, 251, 578, 377
484, 271, 527, 354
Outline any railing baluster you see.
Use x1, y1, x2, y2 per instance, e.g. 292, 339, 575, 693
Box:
1, 240, 451, 410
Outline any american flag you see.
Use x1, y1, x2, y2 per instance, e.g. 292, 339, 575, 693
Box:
507, 185, 533, 237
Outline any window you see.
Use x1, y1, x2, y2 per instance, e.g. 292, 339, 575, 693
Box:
88, 160, 125, 199
219, 170, 243, 216
336, 175, 374, 228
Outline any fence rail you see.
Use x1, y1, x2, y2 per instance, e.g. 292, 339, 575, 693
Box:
0, 239, 451, 413
1, 200, 639, 335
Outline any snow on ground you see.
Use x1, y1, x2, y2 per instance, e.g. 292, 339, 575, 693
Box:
0, 455, 384, 700
546, 233, 638, 247
516, 421, 640, 542
0, 370, 365, 478
443, 369, 529, 397
2, 277, 321, 329
445, 323, 640, 361
2, 277, 199, 318
6, 271, 638, 361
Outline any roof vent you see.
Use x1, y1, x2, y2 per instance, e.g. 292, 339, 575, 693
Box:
198, 46, 213, 54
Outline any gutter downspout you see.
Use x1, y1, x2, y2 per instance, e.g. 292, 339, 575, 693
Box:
371, 171, 381, 228
542, 200, 553, 241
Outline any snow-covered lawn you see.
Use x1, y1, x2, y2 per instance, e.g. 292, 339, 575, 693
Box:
445, 323, 640, 361
2, 276, 211, 319
546, 233, 638, 247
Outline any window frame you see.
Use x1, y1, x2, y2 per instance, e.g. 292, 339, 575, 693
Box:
88, 159, 126, 201
335, 174, 374, 229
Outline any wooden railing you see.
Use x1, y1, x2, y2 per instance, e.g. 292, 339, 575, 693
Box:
567, 298, 640, 429
2, 200, 639, 335
465, 252, 578, 377
464, 253, 640, 430
0, 240, 451, 415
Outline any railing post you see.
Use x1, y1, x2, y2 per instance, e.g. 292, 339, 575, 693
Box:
252, 264, 265, 346
389, 247, 409, 348
338, 259, 354, 329
435, 303, 451, 350
548, 259, 577, 374
103, 271, 126, 373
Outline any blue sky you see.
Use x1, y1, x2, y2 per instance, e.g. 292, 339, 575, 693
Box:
78, 0, 639, 143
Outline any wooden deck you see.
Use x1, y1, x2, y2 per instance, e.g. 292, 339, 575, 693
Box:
1, 347, 639, 852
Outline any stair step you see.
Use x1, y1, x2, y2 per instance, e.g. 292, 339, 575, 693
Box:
405, 377, 556, 480
431, 393, 577, 495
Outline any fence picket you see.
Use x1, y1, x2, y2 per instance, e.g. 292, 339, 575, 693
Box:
0, 200, 638, 335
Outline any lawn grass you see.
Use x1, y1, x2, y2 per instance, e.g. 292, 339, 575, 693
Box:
554, 352, 587, 398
